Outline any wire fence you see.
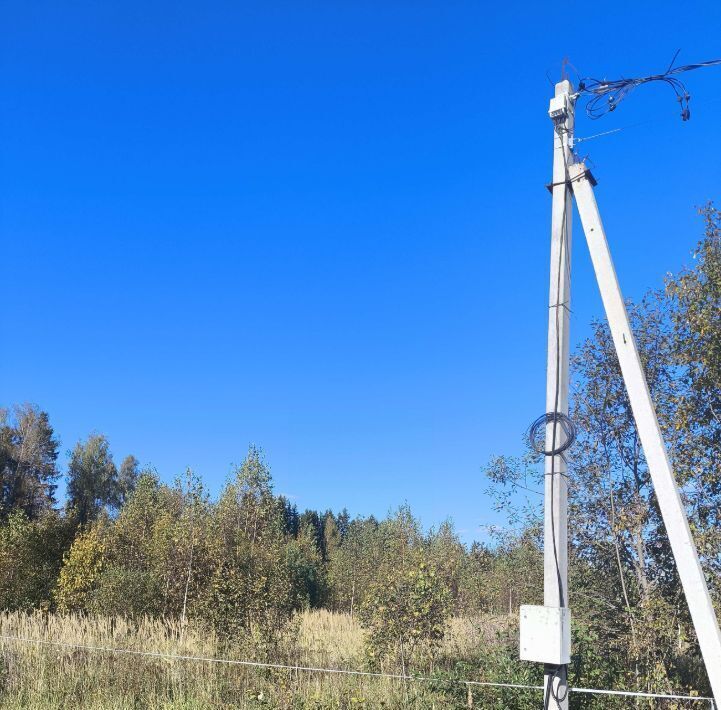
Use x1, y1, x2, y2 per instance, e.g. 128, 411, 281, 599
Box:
0, 633, 715, 707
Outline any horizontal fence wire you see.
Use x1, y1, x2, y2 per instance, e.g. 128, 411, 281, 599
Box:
0, 633, 715, 707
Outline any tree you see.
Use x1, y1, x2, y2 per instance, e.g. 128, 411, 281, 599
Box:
667, 203, 721, 594
571, 299, 679, 586
456, 541, 495, 614
0, 510, 74, 610
426, 520, 466, 611
0, 404, 59, 519
116, 455, 140, 509
326, 515, 379, 616
200, 447, 297, 646
360, 552, 451, 672
278, 496, 300, 537
54, 522, 107, 612
90, 472, 175, 616
336, 508, 350, 540
66, 435, 119, 525
286, 521, 325, 609
322, 512, 341, 563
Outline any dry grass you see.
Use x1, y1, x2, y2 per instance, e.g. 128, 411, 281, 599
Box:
295, 609, 364, 667
0, 610, 518, 709
442, 615, 514, 660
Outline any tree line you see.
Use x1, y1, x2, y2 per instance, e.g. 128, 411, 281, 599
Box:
0, 430, 531, 655
0, 205, 719, 696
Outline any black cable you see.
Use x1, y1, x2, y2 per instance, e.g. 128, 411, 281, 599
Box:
528, 413, 576, 456
544, 664, 570, 708
576, 54, 721, 121
550, 665, 569, 706
544, 669, 553, 710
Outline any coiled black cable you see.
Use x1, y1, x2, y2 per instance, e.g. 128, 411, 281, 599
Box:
528, 412, 577, 457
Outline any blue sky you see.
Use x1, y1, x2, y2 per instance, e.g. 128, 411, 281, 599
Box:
1, 2, 720, 543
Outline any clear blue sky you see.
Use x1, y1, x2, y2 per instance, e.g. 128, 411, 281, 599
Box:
1, 2, 720, 543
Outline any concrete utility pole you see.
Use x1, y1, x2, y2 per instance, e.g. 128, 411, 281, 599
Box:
542, 78, 573, 710
569, 161, 721, 705
519, 79, 574, 710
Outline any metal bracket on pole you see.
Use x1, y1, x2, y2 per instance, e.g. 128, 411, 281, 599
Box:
569, 160, 721, 705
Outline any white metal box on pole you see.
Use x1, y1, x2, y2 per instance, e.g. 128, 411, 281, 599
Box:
519, 605, 571, 665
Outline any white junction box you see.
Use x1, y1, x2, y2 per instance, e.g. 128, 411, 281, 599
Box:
519, 605, 571, 665
548, 94, 568, 121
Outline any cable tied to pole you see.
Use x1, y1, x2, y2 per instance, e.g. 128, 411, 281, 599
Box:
528, 412, 577, 457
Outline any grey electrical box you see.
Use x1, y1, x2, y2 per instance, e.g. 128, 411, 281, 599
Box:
519, 605, 571, 665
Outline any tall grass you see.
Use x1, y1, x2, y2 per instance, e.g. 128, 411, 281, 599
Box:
0, 610, 535, 708
0, 611, 653, 708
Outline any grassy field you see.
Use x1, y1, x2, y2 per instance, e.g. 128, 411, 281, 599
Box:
0, 610, 544, 709
3, 611, 693, 708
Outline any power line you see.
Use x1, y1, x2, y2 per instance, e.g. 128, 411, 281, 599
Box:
575, 96, 721, 145
0, 633, 545, 690
576, 125, 634, 145
576, 54, 721, 121
0, 634, 714, 706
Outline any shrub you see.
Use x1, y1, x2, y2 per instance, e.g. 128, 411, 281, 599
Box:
360, 556, 451, 671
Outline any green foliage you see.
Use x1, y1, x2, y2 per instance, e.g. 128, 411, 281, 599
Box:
94, 471, 175, 615
667, 203, 721, 595
54, 523, 107, 612
116, 455, 140, 508
198, 448, 299, 646
326, 516, 380, 616
0, 404, 59, 519
360, 554, 451, 671
286, 524, 326, 609
0, 510, 73, 610
66, 434, 119, 525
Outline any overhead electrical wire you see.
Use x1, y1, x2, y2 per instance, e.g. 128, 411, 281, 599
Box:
573, 94, 721, 145
0, 634, 714, 704
576, 53, 721, 121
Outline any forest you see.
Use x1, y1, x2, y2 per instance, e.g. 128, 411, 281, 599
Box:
0, 204, 719, 708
